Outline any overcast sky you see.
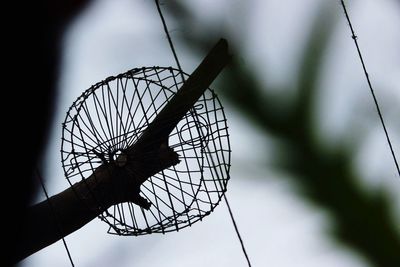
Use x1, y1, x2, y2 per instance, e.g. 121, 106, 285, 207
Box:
22, 0, 399, 266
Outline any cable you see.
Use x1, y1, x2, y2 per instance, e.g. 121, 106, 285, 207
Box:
224, 195, 252, 267
154, 0, 186, 83
35, 169, 75, 267
340, 0, 400, 177
154, 0, 253, 265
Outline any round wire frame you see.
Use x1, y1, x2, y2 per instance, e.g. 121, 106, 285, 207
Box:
61, 66, 231, 235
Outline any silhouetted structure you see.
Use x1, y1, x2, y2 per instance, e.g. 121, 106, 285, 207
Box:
14, 39, 231, 264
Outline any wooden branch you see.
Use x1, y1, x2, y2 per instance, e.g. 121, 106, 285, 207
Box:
17, 38, 230, 263
129, 38, 231, 150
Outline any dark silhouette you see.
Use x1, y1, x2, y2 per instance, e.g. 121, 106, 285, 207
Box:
7, 1, 399, 267
12, 38, 230, 264
8, 1, 94, 266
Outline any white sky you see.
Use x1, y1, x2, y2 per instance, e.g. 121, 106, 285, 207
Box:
23, 0, 400, 266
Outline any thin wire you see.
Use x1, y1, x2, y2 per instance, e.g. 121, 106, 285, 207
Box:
224, 195, 252, 267
154, 0, 186, 82
153, 1, 252, 265
340, 0, 400, 177
35, 169, 75, 267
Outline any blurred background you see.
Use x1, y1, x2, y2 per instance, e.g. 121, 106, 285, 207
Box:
21, 0, 400, 266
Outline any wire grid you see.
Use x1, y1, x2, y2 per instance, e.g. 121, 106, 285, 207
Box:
61, 66, 231, 235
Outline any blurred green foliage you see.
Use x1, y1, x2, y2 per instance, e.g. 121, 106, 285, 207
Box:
164, 1, 400, 266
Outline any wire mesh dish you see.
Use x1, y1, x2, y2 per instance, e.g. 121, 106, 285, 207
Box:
61, 66, 231, 235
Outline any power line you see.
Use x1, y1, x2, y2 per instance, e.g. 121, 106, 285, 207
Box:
224, 195, 252, 267
154, 0, 186, 83
340, 0, 400, 177
36, 169, 75, 267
